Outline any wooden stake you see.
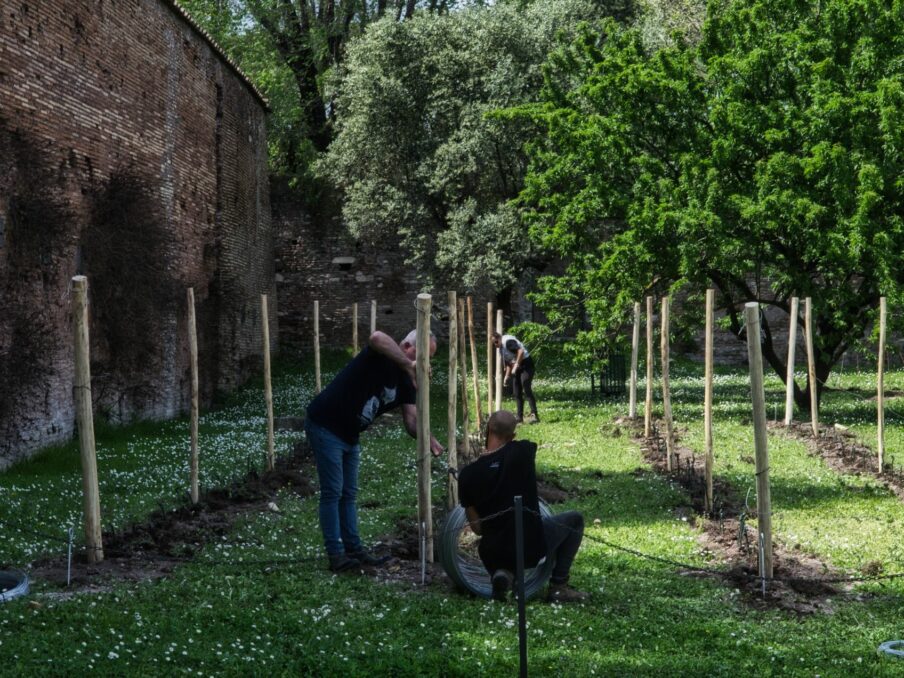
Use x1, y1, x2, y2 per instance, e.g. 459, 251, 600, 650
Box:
447, 292, 458, 509
878, 296, 887, 473
458, 298, 471, 463
415, 293, 434, 562
262, 294, 275, 472
487, 302, 494, 417
805, 297, 817, 437
704, 289, 714, 513
467, 297, 483, 429
187, 288, 200, 503
72, 276, 103, 564
644, 296, 654, 438
495, 309, 504, 412
745, 302, 773, 579
314, 300, 321, 393
784, 297, 799, 426
629, 302, 640, 419
661, 296, 674, 471
352, 302, 359, 354
370, 299, 377, 334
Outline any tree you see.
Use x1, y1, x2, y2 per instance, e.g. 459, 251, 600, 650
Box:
513, 0, 904, 408
321, 0, 622, 294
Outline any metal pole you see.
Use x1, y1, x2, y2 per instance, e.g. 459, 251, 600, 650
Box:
514, 496, 528, 678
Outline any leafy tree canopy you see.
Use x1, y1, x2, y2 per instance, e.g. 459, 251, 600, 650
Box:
512, 0, 904, 405
321, 0, 629, 292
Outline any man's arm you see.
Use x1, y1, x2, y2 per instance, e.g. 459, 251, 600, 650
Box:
511, 347, 526, 374
369, 331, 416, 382
465, 506, 482, 535
401, 403, 444, 456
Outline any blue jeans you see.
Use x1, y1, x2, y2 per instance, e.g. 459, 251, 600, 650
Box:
305, 420, 362, 556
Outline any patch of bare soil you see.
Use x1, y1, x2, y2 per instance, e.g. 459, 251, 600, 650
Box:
776, 421, 904, 501
615, 417, 851, 614
31, 443, 316, 594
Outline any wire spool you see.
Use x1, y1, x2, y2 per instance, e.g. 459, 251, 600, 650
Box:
879, 640, 904, 659
438, 500, 556, 600
0, 570, 29, 602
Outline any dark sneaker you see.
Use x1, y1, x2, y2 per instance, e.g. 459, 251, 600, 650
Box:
546, 583, 588, 604
347, 550, 392, 567
328, 553, 361, 573
491, 569, 513, 601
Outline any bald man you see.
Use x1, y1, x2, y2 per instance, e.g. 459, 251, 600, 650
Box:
306, 329, 444, 572
457, 410, 587, 603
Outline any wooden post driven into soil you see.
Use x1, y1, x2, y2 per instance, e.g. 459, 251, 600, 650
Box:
878, 296, 887, 473
629, 301, 640, 420
487, 302, 494, 417
661, 296, 674, 471
415, 293, 434, 562
704, 289, 714, 513
72, 276, 103, 564
784, 297, 799, 426
744, 302, 773, 579
314, 300, 322, 394
457, 298, 471, 461
352, 302, 359, 354
495, 309, 504, 412
370, 299, 377, 334
804, 297, 817, 437
447, 292, 459, 509
644, 296, 654, 438
187, 288, 200, 504
262, 294, 275, 472
467, 297, 483, 430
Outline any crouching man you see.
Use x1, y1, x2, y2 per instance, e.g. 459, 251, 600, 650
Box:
457, 410, 588, 603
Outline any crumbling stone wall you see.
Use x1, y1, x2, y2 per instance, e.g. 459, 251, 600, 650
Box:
0, 0, 273, 466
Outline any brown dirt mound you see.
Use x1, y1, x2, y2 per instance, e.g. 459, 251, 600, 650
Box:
616, 417, 849, 614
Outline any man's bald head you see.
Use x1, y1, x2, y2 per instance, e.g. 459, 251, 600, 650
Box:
487, 410, 518, 444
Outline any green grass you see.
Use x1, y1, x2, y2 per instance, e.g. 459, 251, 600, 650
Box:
1, 350, 903, 676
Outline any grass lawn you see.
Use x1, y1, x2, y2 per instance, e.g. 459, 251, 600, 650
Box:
0, 348, 902, 676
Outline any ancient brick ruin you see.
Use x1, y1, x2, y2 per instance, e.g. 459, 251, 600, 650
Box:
0, 0, 274, 466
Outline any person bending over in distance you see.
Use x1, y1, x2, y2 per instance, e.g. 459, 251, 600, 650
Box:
457, 410, 587, 603
492, 332, 539, 423
306, 329, 444, 573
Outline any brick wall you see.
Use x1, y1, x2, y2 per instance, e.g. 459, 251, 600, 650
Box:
0, 0, 273, 466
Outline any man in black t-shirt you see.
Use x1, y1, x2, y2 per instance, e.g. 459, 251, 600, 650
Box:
306, 329, 444, 572
458, 411, 588, 603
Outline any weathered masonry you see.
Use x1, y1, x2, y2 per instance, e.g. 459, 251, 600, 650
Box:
0, 0, 274, 466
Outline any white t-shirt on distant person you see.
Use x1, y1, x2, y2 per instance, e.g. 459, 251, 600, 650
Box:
500, 335, 529, 365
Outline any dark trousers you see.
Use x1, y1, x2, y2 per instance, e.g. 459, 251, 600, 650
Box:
511, 356, 538, 420
542, 511, 583, 584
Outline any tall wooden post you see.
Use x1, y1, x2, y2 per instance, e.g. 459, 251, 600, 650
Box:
487, 302, 494, 417
467, 297, 483, 429
745, 302, 773, 579
661, 296, 674, 471
72, 276, 103, 563
370, 299, 377, 334
352, 302, 359, 354
784, 297, 799, 426
805, 297, 817, 437
457, 299, 471, 460
878, 296, 887, 473
495, 309, 504, 412
629, 302, 640, 419
704, 289, 714, 513
262, 294, 275, 471
644, 296, 654, 438
447, 292, 458, 508
187, 288, 200, 502
415, 293, 434, 562
314, 300, 321, 393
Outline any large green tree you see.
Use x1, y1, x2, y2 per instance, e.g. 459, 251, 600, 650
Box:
514, 0, 904, 408
322, 0, 626, 293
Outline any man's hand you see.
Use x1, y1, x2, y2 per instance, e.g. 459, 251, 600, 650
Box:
430, 437, 444, 458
